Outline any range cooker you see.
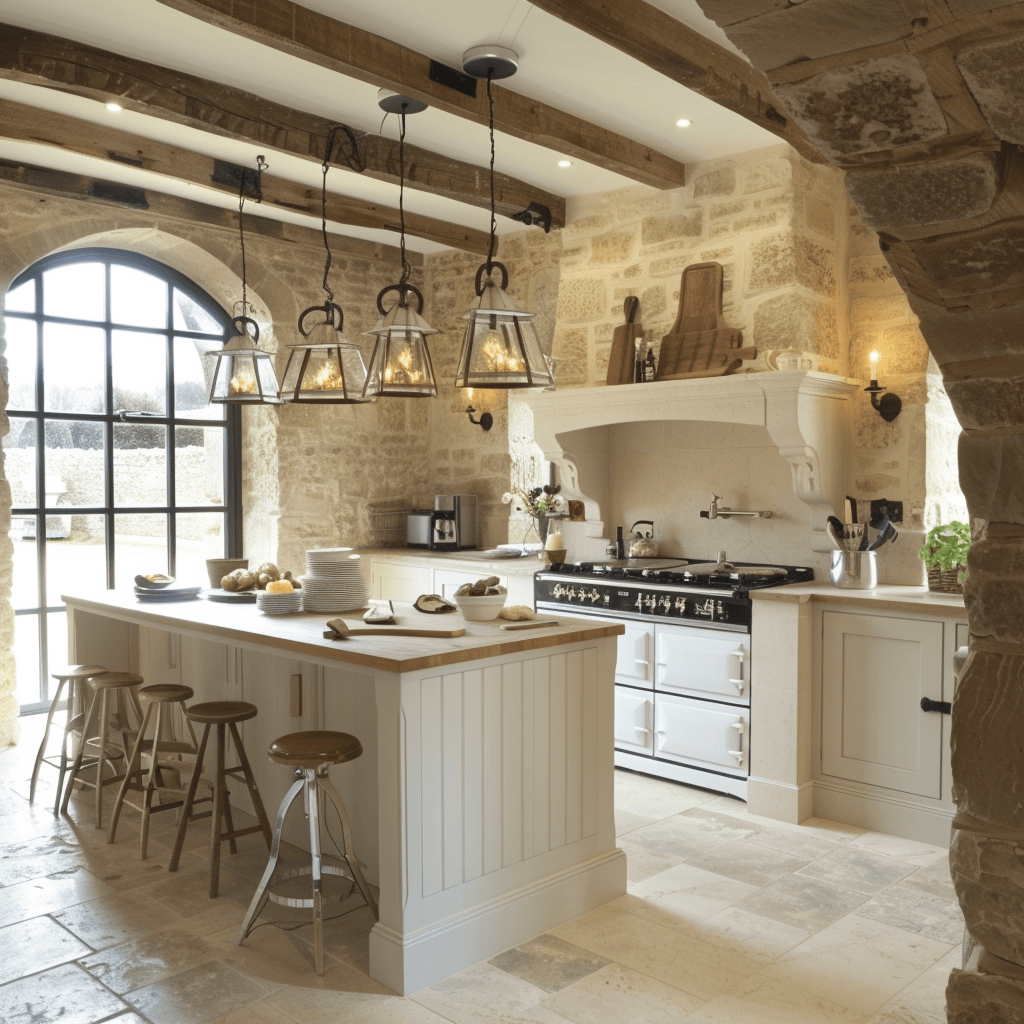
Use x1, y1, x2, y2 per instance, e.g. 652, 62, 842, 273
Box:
535, 557, 814, 799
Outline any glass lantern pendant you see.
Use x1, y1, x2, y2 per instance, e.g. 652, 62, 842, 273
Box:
362, 283, 438, 398
455, 261, 553, 389
205, 315, 282, 404
279, 302, 373, 404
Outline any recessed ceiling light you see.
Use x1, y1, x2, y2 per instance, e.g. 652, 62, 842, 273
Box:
557, 159, 572, 168
675, 118, 692, 128
105, 101, 123, 113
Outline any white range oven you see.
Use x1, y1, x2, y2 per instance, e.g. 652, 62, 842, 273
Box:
535, 557, 814, 800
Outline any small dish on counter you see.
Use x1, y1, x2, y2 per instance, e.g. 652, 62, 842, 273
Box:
256, 590, 303, 615
454, 592, 507, 621
202, 588, 257, 603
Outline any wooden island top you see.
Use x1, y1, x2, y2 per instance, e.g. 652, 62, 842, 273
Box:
63, 588, 624, 673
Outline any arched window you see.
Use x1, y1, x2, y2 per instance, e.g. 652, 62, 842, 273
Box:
3, 248, 242, 714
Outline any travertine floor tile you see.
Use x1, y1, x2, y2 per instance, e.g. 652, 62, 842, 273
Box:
0, 962, 129, 1024
855, 885, 965, 945
53, 888, 180, 949
0, 914, 92, 985
851, 832, 948, 866
629, 861, 760, 928
541, 961, 702, 1023
900, 856, 957, 901
742, 826, 841, 861
125, 959, 270, 1024
796, 845, 917, 896
733, 872, 868, 932
0, 866, 115, 927
616, 837, 685, 885
684, 906, 814, 966
626, 811, 751, 861
864, 945, 959, 1024
489, 933, 609, 993
614, 808, 655, 837
685, 973, 864, 1023
613, 771, 717, 819
685, 837, 810, 887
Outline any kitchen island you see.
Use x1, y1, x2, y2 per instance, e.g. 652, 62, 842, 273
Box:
63, 589, 626, 994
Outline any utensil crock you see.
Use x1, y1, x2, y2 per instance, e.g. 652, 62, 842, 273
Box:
829, 550, 877, 589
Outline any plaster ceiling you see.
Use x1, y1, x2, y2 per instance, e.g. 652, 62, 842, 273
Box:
0, 0, 777, 253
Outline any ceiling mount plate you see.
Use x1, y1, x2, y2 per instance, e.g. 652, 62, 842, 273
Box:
377, 89, 427, 114
462, 44, 518, 80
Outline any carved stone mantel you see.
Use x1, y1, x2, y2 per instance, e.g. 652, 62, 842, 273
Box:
512, 371, 858, 553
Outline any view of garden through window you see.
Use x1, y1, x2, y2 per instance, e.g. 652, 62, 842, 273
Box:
3, 250, 240, 713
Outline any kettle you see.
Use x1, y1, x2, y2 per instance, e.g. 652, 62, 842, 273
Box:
629, 520, 657, 558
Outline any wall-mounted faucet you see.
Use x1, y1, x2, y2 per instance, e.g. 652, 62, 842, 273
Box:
700, 494, 773, 520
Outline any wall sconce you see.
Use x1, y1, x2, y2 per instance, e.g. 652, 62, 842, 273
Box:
865, 350, 901, 422
466, 405, 493, 431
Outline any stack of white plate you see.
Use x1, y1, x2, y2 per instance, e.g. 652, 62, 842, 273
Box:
255, 589, 303, 615
301, 548, 366, 612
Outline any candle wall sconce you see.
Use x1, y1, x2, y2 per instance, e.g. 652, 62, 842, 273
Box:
865, 350, 901, 422
466, 405, 493, 431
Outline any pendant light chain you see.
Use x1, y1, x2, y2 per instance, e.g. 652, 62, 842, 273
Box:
486, 70, 497, 273
398, 106, 411, 291
238, 154, 267, 317
320, 127, 339, 306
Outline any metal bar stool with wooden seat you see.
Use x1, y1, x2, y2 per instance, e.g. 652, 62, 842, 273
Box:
107, 683, 202, 858
167, 701, 272, 897
30, 664, 107, 815
237, 730, 379, 976
61, 671, 144, 827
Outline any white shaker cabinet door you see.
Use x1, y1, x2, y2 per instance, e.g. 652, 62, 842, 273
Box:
821, 611, 943, 798
614, 685, 653, 755
616, 622, 654, 688
655, 624, 750, 706
370, 560, 430, 602
654, 695, 748, 775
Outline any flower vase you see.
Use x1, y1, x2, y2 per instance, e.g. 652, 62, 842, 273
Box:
533, 515, 550, 547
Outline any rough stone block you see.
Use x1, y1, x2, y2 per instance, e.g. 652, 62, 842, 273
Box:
733, 211, 779, 233
649, 255, 695, 278
556, 279, 606, 323
946, 376, 1024, 433
749, 232, 836, 298
947, 968, 1024, 1024
850, 254, 896, 289
589, 230, 636, 266
641, 211, 703, 246
850, 295, 913, 333
693, 168, 736, 198
753, 292, 835, 357
724, 0, 927, 71
744, 160, 791, 194
958, 37, 1024, 146
881, 324, 931, 375
563, 212, 615, 237
775, 54, 946, 161
639, 285, 667, 319
711, 199, 746, 221
624, 264, 642, 278
846, 157, 997, 230
804, 198, 835, 240
959, 435, 1024, 527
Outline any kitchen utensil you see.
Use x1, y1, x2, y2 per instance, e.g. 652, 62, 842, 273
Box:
323, 621, 466, 640
364, 600, 395, 624
500, 620, 559, 630
606, 296, 642, 386
865, 513, 888, 550
868, 522, 899, 551
629, 520, 657, 558
829, 550, 877, 589
656, 262, 756, 381
826, 516, 844, 549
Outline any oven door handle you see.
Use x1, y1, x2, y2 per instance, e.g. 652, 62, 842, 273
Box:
729, 717, 747, 766
730, 645, 748, 694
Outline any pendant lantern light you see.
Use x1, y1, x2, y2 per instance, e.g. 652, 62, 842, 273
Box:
455, 47, 554, 391
205, 155, 283, 405
279, 127, 373, 404
362, 91, 438, 399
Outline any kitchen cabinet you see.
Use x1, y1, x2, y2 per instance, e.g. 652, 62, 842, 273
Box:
367, 552, 537, 608
369, 558, 430, 603
433, 568, 510, 600
655, 694, 748, 775
656, 624, 749, 705
613, 686, 653, 755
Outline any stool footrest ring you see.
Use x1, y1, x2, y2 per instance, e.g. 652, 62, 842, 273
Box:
264, 864, 357, 910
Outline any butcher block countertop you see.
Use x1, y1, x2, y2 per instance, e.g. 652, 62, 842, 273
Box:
63, 589, 624, 673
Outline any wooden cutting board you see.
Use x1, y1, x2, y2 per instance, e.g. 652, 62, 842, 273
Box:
606, 296, 641, 386
656, 262, 755, 380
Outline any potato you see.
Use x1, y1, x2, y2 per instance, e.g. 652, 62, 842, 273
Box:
222, 568, 257, 591
257, 562, 279, 576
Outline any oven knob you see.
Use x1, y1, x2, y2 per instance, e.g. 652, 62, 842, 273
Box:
589, 588, 601, 603
659, 595, 671, 612
634, 593, 645, 612
565, 586, 577, 601
644, 593, 657, 610
674, 596, 686, 614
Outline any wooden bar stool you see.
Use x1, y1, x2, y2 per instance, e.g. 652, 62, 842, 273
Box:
237, 730, 378, 976
107, 684, 202, 859
30, 664, 107, 815
61, 671, 144, 827
167, 701, 272, 897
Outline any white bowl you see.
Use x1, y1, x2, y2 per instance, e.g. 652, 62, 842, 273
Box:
454, 592, 506, 621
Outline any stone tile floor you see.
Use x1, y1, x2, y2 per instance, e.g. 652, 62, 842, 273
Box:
1, 713, 961, 1023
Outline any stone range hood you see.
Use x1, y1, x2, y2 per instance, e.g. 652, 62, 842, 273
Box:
512, 371, 859, 555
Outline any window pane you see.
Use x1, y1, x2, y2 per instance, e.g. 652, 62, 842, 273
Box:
113, 330, 166, 415
173, 288, 222, 335
5, 413, 37, 509
115, 513, 168, 590
43, 322, 105, 412
176, 426, 223, 506
111, 264, 168, 329
46, 421, 104, 508
46, 611, 70, 683
6, 278, 36, 313
174, 336, 224, 419
43, 261, 105, 321
10, 532, 39, 609
175, 512, 225, 585
114, 422, 166, 507
13, 613, 42, 707
46, 514, 106, 609
4, 318, 38, 410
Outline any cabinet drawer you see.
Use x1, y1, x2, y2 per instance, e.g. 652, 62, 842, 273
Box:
654, 694, 748, 776
655, 624, 749, 705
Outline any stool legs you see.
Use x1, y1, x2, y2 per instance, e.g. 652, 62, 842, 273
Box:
29, 676, 74, 812
60, 685, 128, 827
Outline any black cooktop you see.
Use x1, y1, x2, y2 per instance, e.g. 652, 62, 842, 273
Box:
542, 558, 814, 593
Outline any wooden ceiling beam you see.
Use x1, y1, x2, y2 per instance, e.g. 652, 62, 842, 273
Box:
154, 0, 688, 189
528, 0, 825, 165
0, 157, 416, 265
0, 23, 565, 227
0, 99, 490, 254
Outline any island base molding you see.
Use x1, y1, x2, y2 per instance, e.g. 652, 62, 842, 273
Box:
370, 848, 626, 995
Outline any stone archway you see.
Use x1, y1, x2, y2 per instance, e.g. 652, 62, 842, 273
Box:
691, 4, 1024, 1019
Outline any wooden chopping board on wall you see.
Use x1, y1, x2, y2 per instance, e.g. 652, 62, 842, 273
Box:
656, 262, 755, 381
606, 296, 641, 386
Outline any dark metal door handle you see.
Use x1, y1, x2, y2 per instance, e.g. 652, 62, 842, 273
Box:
921, 697, 951, 714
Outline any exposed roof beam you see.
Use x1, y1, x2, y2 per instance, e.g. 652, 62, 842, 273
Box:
528, 0, 824, 165
0, 23, 566, 227
0, 99, 491, 253
154, 0, 688, 189
0, 157, 416, 265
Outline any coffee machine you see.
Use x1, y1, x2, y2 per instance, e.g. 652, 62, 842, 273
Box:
433, 494, 477, 550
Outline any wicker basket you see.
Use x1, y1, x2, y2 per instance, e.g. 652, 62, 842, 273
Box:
927, 565, 965, 595
368, 500, 411, 548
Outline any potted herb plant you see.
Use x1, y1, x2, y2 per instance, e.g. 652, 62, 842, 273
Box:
919, 521, 971, 593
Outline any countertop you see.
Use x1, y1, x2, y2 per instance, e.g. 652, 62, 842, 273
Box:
63, 589, 623, 673
360, 547, 545, 575
751, 582, 967, 616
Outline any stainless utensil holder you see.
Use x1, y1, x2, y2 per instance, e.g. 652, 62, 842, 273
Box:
829, 550, 877, 589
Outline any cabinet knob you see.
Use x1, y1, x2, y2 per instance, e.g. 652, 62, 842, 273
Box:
920, 697, 951, 714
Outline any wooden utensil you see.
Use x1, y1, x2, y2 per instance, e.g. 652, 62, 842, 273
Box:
656, 262, 755, 380
606, 296, 641, 386
500, 620, 559, 630
324, 620, 466, 640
